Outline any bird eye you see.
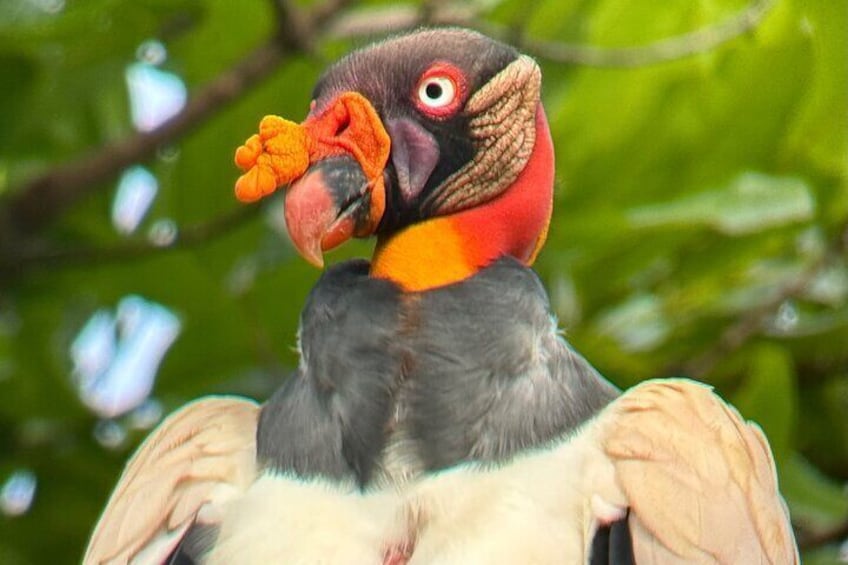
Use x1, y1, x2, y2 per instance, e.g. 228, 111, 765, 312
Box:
414, 63, 466, 118
417, 76, 456, 109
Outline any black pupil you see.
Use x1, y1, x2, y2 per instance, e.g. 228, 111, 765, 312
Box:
425, 82, 443, 100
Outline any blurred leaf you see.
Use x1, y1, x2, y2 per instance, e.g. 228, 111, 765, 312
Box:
594, 292, 670, 352
801, 547, 846, 565
731, 342, 797, 463
805, 261, 848, 307
628, 172, 815, 235
0, 52, 37, 158
798, 374, 848, 478
780, 0, 848, 177
781, 452, 848, 533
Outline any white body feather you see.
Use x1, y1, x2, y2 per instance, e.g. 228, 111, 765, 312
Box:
86, 379, 798, 564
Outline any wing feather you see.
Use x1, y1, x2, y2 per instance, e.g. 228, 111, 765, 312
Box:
600, 379, 798, 564
84, 396, 259, 565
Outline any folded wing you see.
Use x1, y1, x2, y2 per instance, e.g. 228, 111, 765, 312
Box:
599, 379, 798, 564
84, 397, 259, 565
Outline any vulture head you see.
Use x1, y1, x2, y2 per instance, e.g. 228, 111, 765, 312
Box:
235, 28, 554, 291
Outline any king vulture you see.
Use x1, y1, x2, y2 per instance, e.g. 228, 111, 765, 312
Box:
84, 28, 799, 564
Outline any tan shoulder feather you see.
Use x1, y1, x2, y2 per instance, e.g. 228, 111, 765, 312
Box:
84, 396, 259, 565
600, 379, 798, 564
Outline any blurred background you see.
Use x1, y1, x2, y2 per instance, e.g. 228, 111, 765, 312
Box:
0, 0, 846, 562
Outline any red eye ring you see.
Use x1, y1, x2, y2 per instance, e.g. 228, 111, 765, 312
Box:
414, 62, 467, 118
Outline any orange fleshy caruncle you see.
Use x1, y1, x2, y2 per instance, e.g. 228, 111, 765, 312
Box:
301, 92, 391, 232
233, 116, 310, 203
233, 93, 391, 267
233, 92, 391, 228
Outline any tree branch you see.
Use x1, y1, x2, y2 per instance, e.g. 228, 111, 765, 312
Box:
322, 3, 478, 39
307, 0, 355, 28
0, 0, 348, 245
269, 0, 314, 51
0, 0, 780, 273
512, 0, 776, 67
0, 39, 288, 243
326, 0, 776, 67
683, 221, 848, 378
0, 205, 261, 278
798, 517, 848, 551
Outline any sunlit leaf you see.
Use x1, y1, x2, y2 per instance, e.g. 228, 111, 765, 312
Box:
594, 292, 670, 352
628, 172, 815, 235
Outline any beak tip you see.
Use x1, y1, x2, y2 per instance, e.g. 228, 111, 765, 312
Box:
284, 219, 326, 269
284, 180, 329, 270
303, 249, 325, 269
284, 159, 369, 269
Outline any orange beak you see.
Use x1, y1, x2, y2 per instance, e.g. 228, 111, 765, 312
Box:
233, 92, 391, 267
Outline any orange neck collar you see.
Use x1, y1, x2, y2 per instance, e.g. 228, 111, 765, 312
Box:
370, 106, 554, 291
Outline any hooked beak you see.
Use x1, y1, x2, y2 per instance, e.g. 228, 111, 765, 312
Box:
234, 92, 391, 267
284, 156, 372, 267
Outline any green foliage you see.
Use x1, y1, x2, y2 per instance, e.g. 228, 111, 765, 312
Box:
627, 172, 814, 235
0, 0, 846, 561
731, 342, 797, 463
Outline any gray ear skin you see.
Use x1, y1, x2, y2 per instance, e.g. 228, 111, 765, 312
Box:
257, 260, 406, 487
402, 257, 620, 470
